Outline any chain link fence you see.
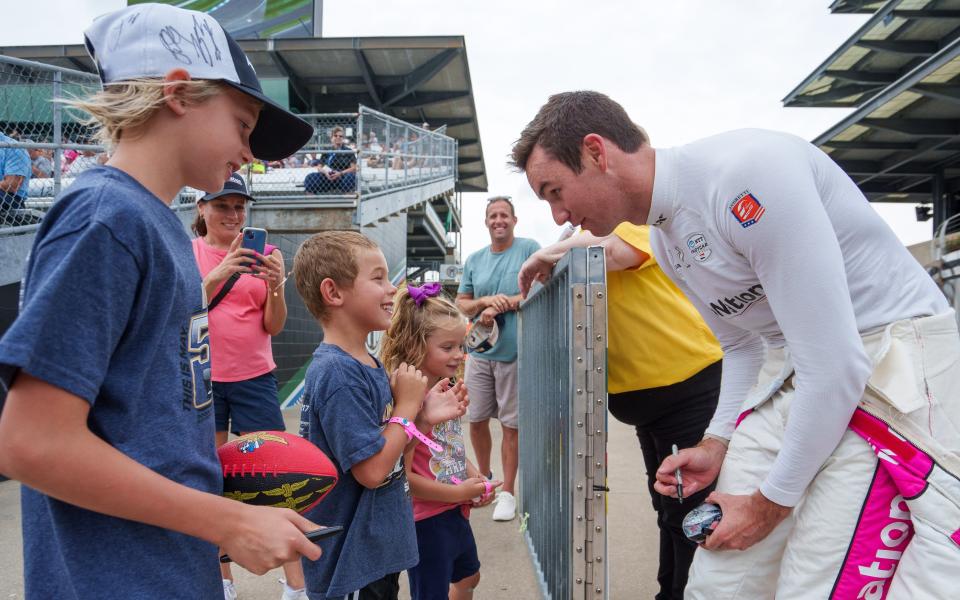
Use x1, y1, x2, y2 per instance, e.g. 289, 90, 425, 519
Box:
244, 107, 457, 201
0, 55, 458, 233
0, 55, 104, 232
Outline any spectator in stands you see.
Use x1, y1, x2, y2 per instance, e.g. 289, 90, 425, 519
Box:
61, 136, 79, 173
191, 172, 307, 600
303, 126, 357, 194
0, 131, 31, 225
26, 143, 54, 178
390, 139, 405, 171
66, 149, 101, 177
455, 196, 540, 522
362, 133, 384, 168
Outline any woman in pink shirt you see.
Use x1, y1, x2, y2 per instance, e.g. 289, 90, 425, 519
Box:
191, 172, 305, 600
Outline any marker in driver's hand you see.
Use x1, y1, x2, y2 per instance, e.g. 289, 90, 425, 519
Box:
672, 444, 684, 504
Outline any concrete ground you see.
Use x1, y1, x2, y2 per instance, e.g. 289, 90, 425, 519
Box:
0, 411, 658, 599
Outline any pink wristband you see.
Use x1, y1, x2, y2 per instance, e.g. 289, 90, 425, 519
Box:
388, 417, 442, 452
451, 476, 493, 501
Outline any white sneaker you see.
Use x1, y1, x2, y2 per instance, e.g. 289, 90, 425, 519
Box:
492, 491, 517, 521
279, 578, 308, 600
222, 579, 238, 600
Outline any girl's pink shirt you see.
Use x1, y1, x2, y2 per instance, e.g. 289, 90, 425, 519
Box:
410, 418, 471, 522
192, 236, 276, 382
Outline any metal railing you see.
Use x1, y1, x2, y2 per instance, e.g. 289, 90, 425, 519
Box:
0, 54, 459, 233
518, 246, 609, 600
245, 107, 457, 202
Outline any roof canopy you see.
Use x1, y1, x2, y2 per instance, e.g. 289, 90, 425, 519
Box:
784, 0, 960, 108
785, 1, 960, 209
0, 35, 488, 192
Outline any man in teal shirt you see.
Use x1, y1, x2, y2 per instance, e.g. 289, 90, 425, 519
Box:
456, 196, 540, 521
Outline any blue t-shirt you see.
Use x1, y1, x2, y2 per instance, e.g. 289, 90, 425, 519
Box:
298, 343, 417, 599
0, 166, 221, 599
458, 237, 540, 363
0, 133, 31, 199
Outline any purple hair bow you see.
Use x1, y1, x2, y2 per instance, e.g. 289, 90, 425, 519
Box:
408, 282, 442, 307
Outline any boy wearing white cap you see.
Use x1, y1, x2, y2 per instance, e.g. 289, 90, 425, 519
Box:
0, 4, 322, 598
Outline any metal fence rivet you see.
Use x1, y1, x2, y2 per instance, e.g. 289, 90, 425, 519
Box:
576, 578, 583, 584
596, 334, 602, 341
596, 587, 602, 593
595, 526, 602, 532
576, 323, 583, 330
596, 366, 603, 373
576, 483, 583, 490
577, 388, 583, 394
577, 452, 584, 458
596, 429, 602, 435
596, 398, 603, 405
597, 291, 604, 298
577, 356, 583, 363
576, 292, 583, 298
577, 515, 583, 521
596, 461, 602, 468
577, 421, 584, 428
576, 546, 583, 553
596, 557, 603, 563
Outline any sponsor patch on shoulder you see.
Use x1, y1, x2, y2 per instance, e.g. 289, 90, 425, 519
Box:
729, 191, 765, 228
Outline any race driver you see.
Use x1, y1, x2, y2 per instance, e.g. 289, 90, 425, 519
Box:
510, 90, 960, 599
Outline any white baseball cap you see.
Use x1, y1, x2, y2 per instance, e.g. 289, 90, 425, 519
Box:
84, 3, 312, 161
465, 315, 503, 354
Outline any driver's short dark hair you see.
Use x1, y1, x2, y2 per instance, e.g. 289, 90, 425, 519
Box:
510, 91, 648, 174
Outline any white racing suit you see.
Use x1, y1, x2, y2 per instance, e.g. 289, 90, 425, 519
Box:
686, 311, 960, 599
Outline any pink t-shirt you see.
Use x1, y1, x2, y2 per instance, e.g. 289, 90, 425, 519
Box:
411, 417, 471, 522
192, 237, 276, 382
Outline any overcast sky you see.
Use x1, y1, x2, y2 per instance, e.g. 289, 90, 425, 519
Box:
3, 1, 936, 258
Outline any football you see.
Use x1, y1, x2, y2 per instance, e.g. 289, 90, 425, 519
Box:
218, 431, 338, 514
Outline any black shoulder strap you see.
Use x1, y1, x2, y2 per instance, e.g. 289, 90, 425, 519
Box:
207, 273, 240, 311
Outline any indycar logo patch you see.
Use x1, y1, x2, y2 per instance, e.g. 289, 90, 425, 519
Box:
686, 232, 712, 262
729, 191, 765, 228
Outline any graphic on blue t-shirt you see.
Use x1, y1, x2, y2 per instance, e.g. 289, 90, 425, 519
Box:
183, 311, 212, 410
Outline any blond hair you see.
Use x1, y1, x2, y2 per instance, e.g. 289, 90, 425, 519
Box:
293, 231, 378, 322
62, 78, 225, 149
381, 286, 464, 373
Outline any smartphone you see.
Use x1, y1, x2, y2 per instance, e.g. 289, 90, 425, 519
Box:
241, 227, 267, 267
219, 526, 343, 563
304, 525, 343, 543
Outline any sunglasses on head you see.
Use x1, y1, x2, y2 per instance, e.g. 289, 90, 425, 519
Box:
486, 196, 514, 209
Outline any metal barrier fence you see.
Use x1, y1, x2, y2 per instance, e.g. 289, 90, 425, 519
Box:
518, 246, 608, 600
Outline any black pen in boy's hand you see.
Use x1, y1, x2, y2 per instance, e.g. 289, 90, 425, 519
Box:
672, 444, 684, 504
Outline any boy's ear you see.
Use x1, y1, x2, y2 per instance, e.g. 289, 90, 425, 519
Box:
319, 277, 344, 307
162, 68, 192, 116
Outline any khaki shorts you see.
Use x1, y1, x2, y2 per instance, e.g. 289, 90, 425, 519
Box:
464, 355, 518, 429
